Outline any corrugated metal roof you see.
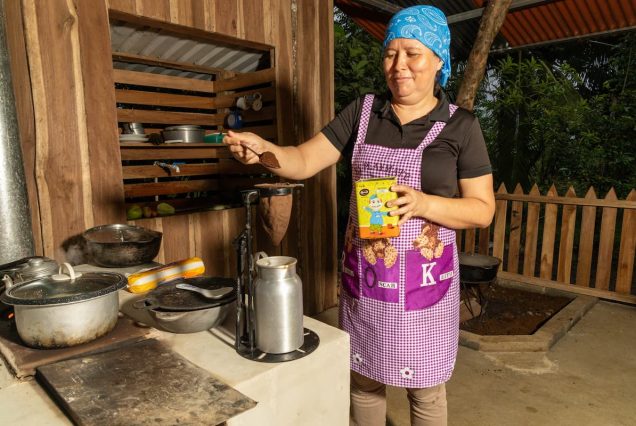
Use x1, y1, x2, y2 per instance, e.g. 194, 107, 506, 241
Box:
336, 0, 636, 57
110, 21, 268, 79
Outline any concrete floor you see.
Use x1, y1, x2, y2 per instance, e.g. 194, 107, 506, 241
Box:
313, 300, 636, 426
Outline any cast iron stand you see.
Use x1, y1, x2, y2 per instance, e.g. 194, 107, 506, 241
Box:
233, 188, 319, 363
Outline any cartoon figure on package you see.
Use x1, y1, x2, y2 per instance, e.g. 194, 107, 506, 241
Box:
355, 177, 400, 239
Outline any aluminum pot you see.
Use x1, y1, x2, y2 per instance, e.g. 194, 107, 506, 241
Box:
161, 125, 205, 143
83, 224, 162, 267
0, 264, 126, 348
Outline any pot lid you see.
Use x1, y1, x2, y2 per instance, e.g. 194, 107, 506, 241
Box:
136, 276, 236, 311
1, 272, 127, 306
0, 256, 58, 279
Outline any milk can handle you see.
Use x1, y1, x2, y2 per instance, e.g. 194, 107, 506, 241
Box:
254, 251, 268, 262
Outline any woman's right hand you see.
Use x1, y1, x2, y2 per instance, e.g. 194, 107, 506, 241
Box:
223, 130, 268, 165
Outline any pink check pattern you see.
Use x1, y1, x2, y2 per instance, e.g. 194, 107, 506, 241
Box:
340, 94, 461, 388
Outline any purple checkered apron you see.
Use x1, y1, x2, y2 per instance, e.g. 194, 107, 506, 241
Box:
339, 94, 460, 388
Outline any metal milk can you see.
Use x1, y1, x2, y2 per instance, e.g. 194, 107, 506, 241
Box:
253, 253, 304, 354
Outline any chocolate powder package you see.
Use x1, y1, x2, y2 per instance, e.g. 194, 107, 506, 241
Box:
354, 177, 400, 239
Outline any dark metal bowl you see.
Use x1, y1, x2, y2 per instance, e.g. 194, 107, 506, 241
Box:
458, 253, 501, 283
83, 224, 162, 267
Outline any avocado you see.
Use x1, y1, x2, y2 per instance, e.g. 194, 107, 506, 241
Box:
126, 205, 143, 220
157, 202, 176, 216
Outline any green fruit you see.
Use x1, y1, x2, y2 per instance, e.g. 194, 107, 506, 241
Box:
157, 202, 175, 216
142, 206, 154, 218
126, 205, 143, 220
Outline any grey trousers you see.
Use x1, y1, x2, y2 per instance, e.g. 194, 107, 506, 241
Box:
350, 371, 447, 426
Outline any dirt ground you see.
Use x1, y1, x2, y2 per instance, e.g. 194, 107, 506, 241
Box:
460, 284, 573, 335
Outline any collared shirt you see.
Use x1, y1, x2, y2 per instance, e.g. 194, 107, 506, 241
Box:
321, 92, 492, 197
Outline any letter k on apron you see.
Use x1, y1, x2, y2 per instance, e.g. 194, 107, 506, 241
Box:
340, 94, 460, 388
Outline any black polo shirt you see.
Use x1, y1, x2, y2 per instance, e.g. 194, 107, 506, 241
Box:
321, 92, 492, 198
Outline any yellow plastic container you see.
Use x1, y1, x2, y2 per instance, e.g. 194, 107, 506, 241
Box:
355, 177, 400, 239
127, 257, 205, 294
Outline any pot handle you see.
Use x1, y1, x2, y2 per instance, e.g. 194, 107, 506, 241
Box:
2, 274, 14, 290
51, 262, 82, 281
133, 298, 159, 310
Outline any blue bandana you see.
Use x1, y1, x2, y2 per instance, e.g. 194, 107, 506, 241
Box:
383, 5, 451, 87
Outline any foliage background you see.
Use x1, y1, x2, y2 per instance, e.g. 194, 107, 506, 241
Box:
334, 9, 635, 202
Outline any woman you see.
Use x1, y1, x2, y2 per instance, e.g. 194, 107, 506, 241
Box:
225, 5, 494, 425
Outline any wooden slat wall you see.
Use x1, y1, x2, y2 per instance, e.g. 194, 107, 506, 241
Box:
459, 183, 636, 304
11, 0, 336, 314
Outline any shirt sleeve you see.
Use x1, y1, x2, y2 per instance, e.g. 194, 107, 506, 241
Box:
320, 98, 361, 152
457, 116, 492, 179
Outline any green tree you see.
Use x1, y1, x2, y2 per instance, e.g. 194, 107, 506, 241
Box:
477, 34, 635, 198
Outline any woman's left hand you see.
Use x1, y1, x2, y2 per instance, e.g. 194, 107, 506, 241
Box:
388, 184, 427, 225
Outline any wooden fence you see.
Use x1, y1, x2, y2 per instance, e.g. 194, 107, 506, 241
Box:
457, 184, 636, 304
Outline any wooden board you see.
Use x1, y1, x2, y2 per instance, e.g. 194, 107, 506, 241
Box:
557, 186, 577, 283
507, 184, 524, 273
0, 316, 149, 379
37, 339, 256, 426
616, 190, 636, 294
523, 184, 541, 276
540, 185, 559, 280
595, 189, 618, 290
575, 188, 598, 287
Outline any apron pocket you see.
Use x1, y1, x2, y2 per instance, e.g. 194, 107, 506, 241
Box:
359, 240, 400, 303
404, 243, 455, 311
341, 250, 360, 299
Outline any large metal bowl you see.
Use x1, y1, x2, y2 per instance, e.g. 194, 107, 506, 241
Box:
83, 224, 162, 267
132, 277, 236, 333
458, 253, 501, 283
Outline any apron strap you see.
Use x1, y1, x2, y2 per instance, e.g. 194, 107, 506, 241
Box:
417, 103, 459, 152
355, 94, 375, 146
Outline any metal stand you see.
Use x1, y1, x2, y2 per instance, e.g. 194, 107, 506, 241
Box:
232, 188, 319, 362
460, 279, 495, 321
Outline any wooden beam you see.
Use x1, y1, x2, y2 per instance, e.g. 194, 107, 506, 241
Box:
496, 193, 636, 209
112, 51, 231, 77
499, 271, 636, 305
446, 0, 559, 24
108, 9, 275, 52
113, 68, 215, 93
348, 0, 559, 24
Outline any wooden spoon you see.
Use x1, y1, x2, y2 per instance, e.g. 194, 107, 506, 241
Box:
241, 142, 281, 169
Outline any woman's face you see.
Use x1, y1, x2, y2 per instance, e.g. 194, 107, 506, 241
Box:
383, 38, 442, 104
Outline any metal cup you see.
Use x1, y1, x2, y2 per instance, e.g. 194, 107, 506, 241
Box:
122, 122, 145, 135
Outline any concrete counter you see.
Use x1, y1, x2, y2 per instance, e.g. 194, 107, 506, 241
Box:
0, 264, 350, 425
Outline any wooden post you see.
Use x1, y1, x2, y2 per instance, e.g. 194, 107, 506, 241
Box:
557, 186, 577, 284
522, 184, 541, 277
595, 188, 618, 291
575, 187, 597, 287
455, 0, 513, 111
507, 183, 524, 273
540, 185, 558, 280
492, 183, 508, 262
616, 190, 636, 294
